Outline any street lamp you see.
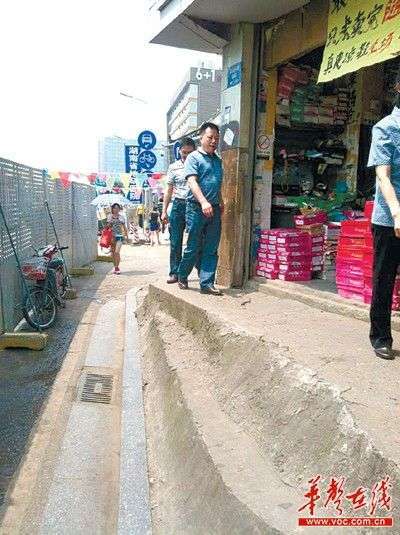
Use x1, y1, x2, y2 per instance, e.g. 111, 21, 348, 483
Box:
119, 91, 148, 105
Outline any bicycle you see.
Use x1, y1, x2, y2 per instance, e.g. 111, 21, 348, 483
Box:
21, 244, 69, 330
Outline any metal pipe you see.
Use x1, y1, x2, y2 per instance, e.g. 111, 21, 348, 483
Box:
0, 203, 42, 331
44, 200, 73, 289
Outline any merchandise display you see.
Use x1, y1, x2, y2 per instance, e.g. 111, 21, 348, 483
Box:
256, 229, 316, 282
336, 204, 400, 310
276, 63, 351, 128
254, 49, 400, 307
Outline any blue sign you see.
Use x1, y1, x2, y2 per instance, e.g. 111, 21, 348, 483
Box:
125, 145, 139, 173
137, 150, 157, 171
227, 62, 242, 88
173, 141, 181, 161
138, 130, 156, 150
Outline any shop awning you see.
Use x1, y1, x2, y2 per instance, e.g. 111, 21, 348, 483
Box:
149, 0, 310, 53
318, 0, 400, 83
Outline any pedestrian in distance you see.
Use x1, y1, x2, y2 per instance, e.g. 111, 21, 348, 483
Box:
368, 67, 400, 360
178, 122, 224, 296
107, 203, 128, 274
162, 137, 196, 283
149, 206, 161, 246
157, 195, 166, 233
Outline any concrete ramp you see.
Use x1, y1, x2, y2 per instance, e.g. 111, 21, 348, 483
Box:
138, 282, 399, 535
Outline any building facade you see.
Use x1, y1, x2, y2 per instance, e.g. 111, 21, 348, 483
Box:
98, 136, 137, 173
167, 66, 222, 142
150, 0, 400, 290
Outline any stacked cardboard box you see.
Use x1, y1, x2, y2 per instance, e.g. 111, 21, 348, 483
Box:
294, 211, 327, 277
336, 220, 368, 301
335, 88, 351, 125
276, 63, 351, 128
362, 201, 400, 310
336, 205, 400, 309
256, 229, 313, 281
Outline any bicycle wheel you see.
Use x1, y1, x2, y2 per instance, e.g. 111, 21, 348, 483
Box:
22, 287, 57, 330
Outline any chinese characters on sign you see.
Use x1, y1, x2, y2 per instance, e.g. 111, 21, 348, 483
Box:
318, 0, 400, 83
298, 475, 393, 525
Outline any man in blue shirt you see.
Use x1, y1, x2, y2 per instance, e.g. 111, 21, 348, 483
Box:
178, 122, 224, 295
367, 68, 400, 360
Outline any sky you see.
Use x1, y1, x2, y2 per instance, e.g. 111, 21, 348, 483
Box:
0, 0, 221, 172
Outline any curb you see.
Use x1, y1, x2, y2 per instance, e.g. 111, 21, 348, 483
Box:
70, 266, 95, 277
0, 332, 48, 351
249, 277, 400, 331
97, 255, 114, 263
140, 284, 400, 533
118, 288, 152, 535
0, 304, 97, 533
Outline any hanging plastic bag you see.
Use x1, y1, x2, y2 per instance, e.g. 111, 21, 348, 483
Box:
100, 227, 112, 248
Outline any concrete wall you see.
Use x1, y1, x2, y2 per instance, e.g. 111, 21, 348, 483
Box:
264, 0, 328, 69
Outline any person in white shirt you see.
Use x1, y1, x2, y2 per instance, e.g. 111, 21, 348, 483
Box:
162, 137, 196, 283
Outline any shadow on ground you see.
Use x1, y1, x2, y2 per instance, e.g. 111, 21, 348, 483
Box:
0, 264, 110, 506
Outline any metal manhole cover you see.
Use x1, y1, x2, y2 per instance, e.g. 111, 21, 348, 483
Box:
79, 373, 114, 404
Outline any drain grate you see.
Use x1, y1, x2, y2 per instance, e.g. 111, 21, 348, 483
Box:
80, 373, 114, 404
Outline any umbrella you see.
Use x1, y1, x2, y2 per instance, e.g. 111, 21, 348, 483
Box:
91, 193, 131, 207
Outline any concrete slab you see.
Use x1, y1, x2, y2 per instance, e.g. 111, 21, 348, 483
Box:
118, 288, 152, 535
70, 266, 95, 277
140, 282, 400, 533
97, 255, 114, 263
40, 476, 113, 535
85, 299, 124, 368
0, 332, 48, 351
251, 277, 400, 331
64, 287, 78, 300
39, 402, 118, 534
52, 403, 116, 479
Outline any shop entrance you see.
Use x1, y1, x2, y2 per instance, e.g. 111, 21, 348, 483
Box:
256, 46, 400, 299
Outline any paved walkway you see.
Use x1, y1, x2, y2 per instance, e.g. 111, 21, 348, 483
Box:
0, 241, 170, 534
2, 238, 399, 533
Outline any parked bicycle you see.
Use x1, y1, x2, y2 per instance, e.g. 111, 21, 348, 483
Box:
21, 244, 69, 330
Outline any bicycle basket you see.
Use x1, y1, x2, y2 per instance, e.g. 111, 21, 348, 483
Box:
21, 257, 48, 280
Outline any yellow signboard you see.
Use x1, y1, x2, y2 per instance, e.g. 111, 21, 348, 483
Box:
318, 0, 400, 83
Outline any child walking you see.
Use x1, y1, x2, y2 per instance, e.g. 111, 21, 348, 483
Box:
107, 203, 128, 274
149, 207, 161, 246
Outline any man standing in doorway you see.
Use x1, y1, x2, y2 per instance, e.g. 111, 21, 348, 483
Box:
178, 122, 224, 296
162, 137, 196, 283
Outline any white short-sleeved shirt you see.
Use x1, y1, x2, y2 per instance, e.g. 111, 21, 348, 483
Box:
107, 213, 126, 237
167, 160, 189, 200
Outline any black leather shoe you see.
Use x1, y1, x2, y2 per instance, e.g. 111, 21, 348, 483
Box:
178, 280, 188, 290
200, 285, 223, 296
167, 275, 178, 284
374, 346, 395, 360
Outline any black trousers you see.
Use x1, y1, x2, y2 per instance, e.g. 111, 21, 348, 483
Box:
370, 224, 400, 348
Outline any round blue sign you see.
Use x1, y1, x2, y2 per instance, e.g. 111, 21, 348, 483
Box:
137, 150, 157, 171
173, 141, 181, 161
138, 130, 157, 150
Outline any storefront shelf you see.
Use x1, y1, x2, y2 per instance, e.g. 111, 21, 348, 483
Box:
276, 124, 345, 134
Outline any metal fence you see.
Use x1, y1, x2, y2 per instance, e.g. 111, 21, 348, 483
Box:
0, 158, 97, 334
